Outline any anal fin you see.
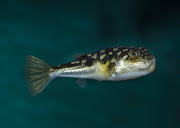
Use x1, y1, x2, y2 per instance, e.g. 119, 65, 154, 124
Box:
76, 79, 87, 88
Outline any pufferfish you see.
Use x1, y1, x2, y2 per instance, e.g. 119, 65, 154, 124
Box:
25, 46, 156, 95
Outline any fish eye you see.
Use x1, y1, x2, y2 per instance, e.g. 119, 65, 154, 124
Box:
131, 52, 137, 59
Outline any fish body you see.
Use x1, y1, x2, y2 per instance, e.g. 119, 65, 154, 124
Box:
26, 46, 156, 95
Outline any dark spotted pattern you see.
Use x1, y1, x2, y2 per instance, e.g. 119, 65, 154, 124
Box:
56, 46, 150, 69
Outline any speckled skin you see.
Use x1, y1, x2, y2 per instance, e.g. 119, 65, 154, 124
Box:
26, 46, 156, 95
52, 46, 156, 81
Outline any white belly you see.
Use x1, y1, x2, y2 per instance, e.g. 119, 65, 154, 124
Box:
107, 71, 150, 81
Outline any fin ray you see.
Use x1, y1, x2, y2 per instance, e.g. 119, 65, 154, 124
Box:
28, 73, 48, 82
26, 68, 47, 73
25, 55, 53, 96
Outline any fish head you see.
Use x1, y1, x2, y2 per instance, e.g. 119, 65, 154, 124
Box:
114, 47, 156, 80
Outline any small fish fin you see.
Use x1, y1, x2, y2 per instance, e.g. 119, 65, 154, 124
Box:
25, 55, 54, 96
72, 54, 86, 59
76, 79, 87, 88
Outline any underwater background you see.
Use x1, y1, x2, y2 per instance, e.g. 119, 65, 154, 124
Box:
2, 0, 180, 128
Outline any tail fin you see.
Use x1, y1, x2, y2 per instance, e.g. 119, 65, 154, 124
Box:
25, 56, 54, 96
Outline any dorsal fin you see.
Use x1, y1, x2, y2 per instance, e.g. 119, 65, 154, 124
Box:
72, 54, 86, 59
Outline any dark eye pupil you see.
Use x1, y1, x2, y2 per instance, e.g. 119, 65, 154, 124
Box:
132, 53, 136, 57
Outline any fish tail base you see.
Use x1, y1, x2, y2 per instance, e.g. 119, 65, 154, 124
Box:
25, 55, 54, 96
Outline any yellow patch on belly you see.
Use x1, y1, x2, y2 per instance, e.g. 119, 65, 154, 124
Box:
95, 61, 110, 80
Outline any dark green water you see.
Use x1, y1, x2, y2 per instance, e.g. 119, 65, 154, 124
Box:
2, 0, 180, 128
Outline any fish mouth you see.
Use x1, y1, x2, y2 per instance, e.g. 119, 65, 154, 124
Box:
148, 57, 156, 72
